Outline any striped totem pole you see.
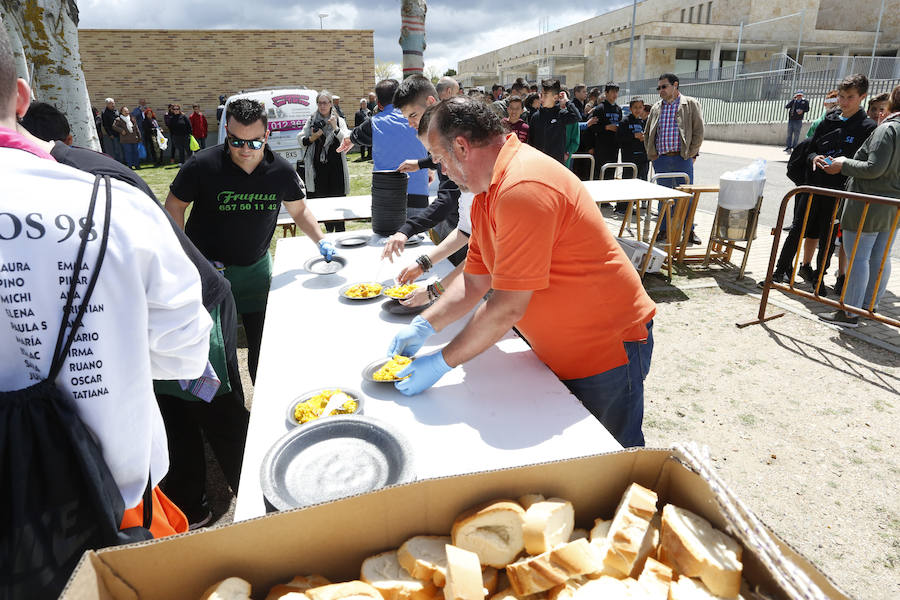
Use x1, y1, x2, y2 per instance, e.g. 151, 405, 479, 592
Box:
400, 0, 426, 77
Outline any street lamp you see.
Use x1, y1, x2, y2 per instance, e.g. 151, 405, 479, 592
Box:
730, 10, 804, 101
318, 12, 329, 29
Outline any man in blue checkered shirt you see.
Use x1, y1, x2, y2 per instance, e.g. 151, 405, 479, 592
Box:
644, 73, 705, 244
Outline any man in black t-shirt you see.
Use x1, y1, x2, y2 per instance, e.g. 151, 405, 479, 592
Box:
165, 98, 335, 383
587, 82, 623, 181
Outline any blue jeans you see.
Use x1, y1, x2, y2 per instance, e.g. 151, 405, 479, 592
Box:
121, 142, 139, 168
842, 229, 897, 311
785, 120, 802, 149
562, 321, 654, 448
653, 155, 694, 233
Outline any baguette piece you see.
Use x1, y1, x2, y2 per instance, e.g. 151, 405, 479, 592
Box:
638, 557, 673, 600
589, 519, 611, 543
482, 567, 498, 596
399, 536, 451, 586
444, 545, 485, 600
506, 538, 602, 596
361, 550, 440, 600
523, 498, 575, 555
603, 484, 659, 577
267, 576, 332, 600
200, 577, 252, 600
660, 505, 743, 599
629, 512, 662, 577
668, 576, 742, 600
305, 581, 383, 600
518, 494, 546, 511
568, 529, 588, 543
451, 500, 526, 568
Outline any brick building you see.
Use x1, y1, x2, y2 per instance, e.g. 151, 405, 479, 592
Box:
78, 29, 374, 136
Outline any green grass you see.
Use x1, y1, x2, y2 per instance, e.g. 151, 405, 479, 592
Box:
135, 150, 375, 254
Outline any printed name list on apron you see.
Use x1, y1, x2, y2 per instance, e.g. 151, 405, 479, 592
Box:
2, 214, 107, 399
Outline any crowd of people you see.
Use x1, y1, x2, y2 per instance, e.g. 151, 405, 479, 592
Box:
2, 8, 899, 591
93, 98, 211, 168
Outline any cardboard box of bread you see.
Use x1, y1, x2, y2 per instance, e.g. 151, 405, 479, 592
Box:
61, 448, 849, 600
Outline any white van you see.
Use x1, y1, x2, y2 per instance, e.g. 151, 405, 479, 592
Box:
216, 87, 317, 163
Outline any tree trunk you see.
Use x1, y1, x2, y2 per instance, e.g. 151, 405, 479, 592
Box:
1, 0, 99, 150
399, 0, 426, 78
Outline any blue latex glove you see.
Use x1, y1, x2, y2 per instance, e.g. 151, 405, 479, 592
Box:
395, 351, 452, 396
387, 315, 435, 357
318, 239, 336, 262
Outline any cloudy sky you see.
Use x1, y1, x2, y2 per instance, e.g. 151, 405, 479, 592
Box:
77, 0, 628, 76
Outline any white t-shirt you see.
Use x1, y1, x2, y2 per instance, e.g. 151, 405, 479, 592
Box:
458, 192, 474, 236
0, 148, 212, 507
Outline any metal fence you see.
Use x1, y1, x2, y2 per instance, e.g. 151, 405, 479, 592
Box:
616, 54, 900, 125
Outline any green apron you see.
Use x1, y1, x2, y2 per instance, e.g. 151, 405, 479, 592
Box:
223, 252, 273, 315
154, 303, 231, 401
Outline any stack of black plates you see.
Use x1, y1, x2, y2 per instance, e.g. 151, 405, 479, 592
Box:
371, 170, 408, 236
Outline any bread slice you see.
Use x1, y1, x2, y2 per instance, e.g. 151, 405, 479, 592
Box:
506, 538, 602, 596
568, 529, 588, 543
603, 484, 659, 577
361, 550, 440, 600
660, 505, 743, 599
637, 557, 672, 600
305, 581, 383, 600
481, 567, 498, 596
444, 544, 485, 600
518, 494, 546, 510
629, 512, 662, 577
200, 577, 252, 600
267, 576, 333, 600
668, 575, 744, 600
399, 536, 451, 586
451, 500, 526, 568
523, 498, 575, 555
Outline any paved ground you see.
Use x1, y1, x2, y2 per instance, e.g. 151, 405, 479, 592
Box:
196, 140, 898, 600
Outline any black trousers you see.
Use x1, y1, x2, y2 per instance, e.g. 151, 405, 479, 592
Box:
775, 193, 839, 277
171, 134, 191, 164
593, 145, 620, 181
157, 293, 248, 518
242, 310, 265, 383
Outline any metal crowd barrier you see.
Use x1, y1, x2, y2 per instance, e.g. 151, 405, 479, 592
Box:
738, 186, 900, 329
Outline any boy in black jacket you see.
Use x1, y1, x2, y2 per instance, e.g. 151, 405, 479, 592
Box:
587, 82, 623, 180
770, 74, 876, 292
613, 98, 650, 213
528, 79, 578, 164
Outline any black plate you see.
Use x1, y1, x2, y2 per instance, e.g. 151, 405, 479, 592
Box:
336, 233, 370, 248
260, 415, 414, 511
381, 298, 431, 315
338, 281, 385, 300
404, 234, 424, 247
303, 255, 347, 275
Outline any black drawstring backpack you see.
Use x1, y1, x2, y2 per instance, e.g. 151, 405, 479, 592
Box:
0, 175, 153, 600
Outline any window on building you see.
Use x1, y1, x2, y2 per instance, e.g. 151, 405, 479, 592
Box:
697, 4, 703, 22
569, 40, 573, 47
551, 45, 555, 51
675, 48, 711, 72
706, 1, 712, 23
720, 50, 746, 66
681, 8, 685, 22
688, 6, 694, 22
579, 37, 583, 44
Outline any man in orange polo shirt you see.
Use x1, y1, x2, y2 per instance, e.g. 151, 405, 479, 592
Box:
387, 96, 656, 447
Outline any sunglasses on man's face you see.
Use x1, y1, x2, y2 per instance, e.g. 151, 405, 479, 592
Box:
227, 135, 265, 150
657, 84, 670, 91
